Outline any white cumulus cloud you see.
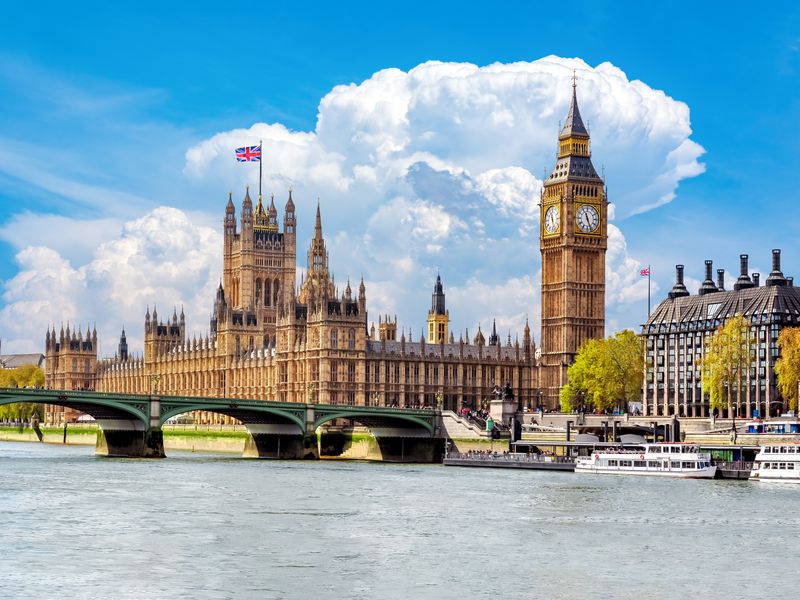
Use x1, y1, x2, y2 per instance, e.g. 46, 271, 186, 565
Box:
2, 56, 704, 352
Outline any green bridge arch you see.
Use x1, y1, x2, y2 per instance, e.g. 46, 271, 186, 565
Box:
0, 388, 149, 424
311, 406, 436, 435
158, 397, 307, 432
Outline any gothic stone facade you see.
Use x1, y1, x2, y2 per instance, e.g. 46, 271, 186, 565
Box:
45, 192, 536, 423
641, 251, 798, 418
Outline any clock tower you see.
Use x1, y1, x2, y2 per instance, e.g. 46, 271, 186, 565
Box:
539, 77, 608, 408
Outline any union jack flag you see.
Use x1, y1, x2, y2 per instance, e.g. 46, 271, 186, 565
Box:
235, 145, 261, 162
640, 267, 650, 276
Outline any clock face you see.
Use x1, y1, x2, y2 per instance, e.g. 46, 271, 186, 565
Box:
576, 204, 599, 233
544, 205, 560, 234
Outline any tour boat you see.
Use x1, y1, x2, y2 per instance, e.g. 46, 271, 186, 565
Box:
745, 419, 800, 435
574, 443, 716, 478
749, 444, 800, 483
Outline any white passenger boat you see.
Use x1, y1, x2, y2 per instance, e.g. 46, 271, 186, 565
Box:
749, 444, 800, 483
574, 443, 716, 478
745, 419, 800, 434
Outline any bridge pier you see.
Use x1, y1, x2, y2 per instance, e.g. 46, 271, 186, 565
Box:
319, 428, 441, 462
242, 424, 318, 459
95, 423, 165, 458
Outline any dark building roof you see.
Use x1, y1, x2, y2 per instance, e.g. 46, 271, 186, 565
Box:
644, 280, 800, 333
560, 80, 589, 138
0, 353, 44, 369
645, 250, 798, 333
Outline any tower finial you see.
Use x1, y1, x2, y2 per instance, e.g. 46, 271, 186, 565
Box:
572, 68, 577, 89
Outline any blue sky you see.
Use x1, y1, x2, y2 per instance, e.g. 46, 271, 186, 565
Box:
1, 2, 799, 353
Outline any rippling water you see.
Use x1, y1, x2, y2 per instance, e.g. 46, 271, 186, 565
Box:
0, 441, 797, 599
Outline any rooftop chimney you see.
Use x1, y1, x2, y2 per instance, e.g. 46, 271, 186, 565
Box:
668, 264, 690, 299
734, 254, 754, 291
766, 248, 787, 287
699, 259, 718, 295
752, 273, 760, 287
788, 277, 794, 287
717, 269, 725, 291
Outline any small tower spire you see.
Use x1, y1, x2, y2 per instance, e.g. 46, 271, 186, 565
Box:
314, 198, 323, 240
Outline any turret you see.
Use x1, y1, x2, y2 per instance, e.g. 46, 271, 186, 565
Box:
241, 187, 253, 232
488, 319, 499, 346
358, 277, 366, 313
118, 328, 128, 361
284, 189, 296, 234
427, 274, 450, 343
267, 194, 278, 231
225, 192, 236, 236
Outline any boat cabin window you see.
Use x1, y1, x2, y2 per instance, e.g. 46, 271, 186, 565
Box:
781, 447, 788, 453
634, 461, 646, 468
651, 447, 661, 453
788, 463, 795, 470
780, 463, 787, 469
648, 461, 660, 468
764, 463, 771, 469
671, 461, 680, 468
681, 462, 693, 468
608, 460, 618, 466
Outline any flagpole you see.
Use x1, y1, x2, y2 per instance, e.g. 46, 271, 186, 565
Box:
258, 139, 263, 198
647, 264, 651, 317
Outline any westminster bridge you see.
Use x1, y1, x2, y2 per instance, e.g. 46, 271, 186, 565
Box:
0, 388, 445, 461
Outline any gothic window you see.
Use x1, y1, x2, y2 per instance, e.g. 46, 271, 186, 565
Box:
273, 279, 280, 306
347, 392, 355, 406
348, 362, 355, 382
331, 330, 338, 349
255, 278, 261, 304
348, 329, 355, 350
314, 254, 323, 270
331, 361, 338, 381
72, 359, 77, 372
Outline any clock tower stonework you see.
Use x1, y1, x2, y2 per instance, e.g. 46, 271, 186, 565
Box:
539, 80, 608, 408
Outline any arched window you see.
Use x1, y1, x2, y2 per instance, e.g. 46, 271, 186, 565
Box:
273, 279, 280, 306
265, 280, 271, 306
255, 278, 262, 304
348, 329, 355, 350
331, 329, 338, 349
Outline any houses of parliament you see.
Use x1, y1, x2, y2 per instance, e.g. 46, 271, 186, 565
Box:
43, 82, 608, 420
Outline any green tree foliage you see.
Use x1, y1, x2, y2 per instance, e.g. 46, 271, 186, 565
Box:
700, 315, 753, 417
775, 327, 800, 411
0, 365, 45, 421
559, 330, 644, 412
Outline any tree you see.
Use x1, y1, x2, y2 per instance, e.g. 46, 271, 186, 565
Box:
775, 327, 800, 411
0, 365, 45, 421
559, 330, 644, 412
700, 315, 753, 418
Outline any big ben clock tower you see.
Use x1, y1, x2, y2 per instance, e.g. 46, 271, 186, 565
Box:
539, 77, 608, 407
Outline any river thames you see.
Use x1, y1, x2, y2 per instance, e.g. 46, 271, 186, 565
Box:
0, 441, 796, 599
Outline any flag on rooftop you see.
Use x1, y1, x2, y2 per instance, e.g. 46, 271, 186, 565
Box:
639, 267, 650, 276
235, 145, 261, 162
